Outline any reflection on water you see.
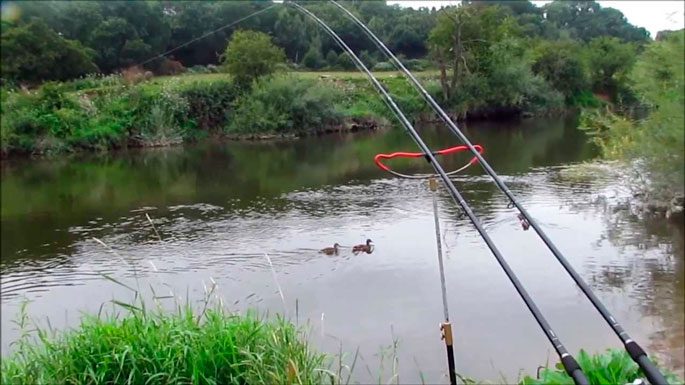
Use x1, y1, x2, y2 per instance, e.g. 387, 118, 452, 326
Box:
1, 116, 683, 382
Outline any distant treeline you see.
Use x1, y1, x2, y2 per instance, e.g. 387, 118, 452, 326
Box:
1, 0, 651, 84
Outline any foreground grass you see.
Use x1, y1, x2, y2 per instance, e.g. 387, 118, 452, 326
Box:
1, 302, 328, 385
2, 274, 680, 385
2, 298, 682, 385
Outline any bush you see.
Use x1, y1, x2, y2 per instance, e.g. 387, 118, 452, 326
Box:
402, 58, 427, 71
325, 50, 339, 68
188, 65, 211, 74
337, 52, 356, 71
221, 30, 285, 88
359, 50, 377, 68
228, 75, 343, 135
179, 80, 237, 132
302, 46, 325, 70
373, 61, 395, 71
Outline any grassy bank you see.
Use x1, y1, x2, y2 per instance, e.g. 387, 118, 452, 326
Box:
0, 71, 419, 157
0, 69, 569, 157
1, 298, 328, 385
3, 295, 681, 385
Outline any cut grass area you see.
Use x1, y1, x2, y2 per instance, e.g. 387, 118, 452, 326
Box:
148, 70, 440, 87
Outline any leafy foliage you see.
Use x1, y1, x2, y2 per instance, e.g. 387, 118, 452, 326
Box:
228, 75, 343, 135
532, 39, 589, 102
580, 30, 684, 198
585, 37, 637, 95
520, 349, 681, 385
0, 19, 97, 83
221, 30, 285, 88
1, 0, 650, 80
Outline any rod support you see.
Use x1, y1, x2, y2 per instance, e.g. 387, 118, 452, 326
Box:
440, 322, 454, 346
429, 177, 438, 192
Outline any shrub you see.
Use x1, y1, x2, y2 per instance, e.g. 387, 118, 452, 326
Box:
179, 80, 238, 132
336, 52, 356, 70
325, 50, 339, 68
221, 30, 285, 88
228, 75, 343, 135
302, 46, 325, 69
157, 58, 186, 76
373, 61, 395, 71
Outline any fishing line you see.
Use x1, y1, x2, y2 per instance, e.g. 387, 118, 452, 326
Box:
136, 4, 278, 68
330, 2, 668, 384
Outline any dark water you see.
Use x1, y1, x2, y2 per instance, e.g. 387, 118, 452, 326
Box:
1, 116, 683, 383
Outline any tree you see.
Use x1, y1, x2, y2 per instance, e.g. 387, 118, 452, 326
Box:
532, 40, 589, 101
221, 30, 285, 88
581, 30, 684, 198
585, 36, 636, 95
543, 1, 649, 43
1, 19, 97, 83
337, 52, 355, 70
325, 50, 339, 68
359, 50, 377, 68
302, 34, 327, 70
428, 4, 519, 100
302, 46, 324, 69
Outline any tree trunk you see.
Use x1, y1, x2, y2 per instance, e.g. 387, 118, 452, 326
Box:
436, 50, 450, 101
450, 22, 462, 94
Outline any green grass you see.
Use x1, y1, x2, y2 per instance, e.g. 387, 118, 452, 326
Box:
2, 290, 681, 385
148, 70, 440, 86
1, 295, 329, 385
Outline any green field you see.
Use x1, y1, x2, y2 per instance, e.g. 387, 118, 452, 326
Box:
147, 70, 439, 86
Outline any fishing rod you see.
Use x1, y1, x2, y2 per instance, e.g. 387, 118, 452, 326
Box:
329, 2, 669, 384
286, 3, 589, 384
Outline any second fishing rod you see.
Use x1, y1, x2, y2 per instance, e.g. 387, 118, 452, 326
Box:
287, 2, 589, 384
328, 2, 668, 384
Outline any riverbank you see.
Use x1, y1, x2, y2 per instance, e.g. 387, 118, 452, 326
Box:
0, 70, 571, 158
2, 296, 680, 385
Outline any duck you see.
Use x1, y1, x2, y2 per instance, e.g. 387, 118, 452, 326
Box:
352, 239, 373, 254
320, 243, 340, 255
517, 213, 530, 231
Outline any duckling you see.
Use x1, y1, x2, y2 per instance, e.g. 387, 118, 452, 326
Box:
320, 243, 340, 255
352, 239, 373, 254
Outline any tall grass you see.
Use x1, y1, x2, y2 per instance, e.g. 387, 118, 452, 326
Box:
1, 289, 328, 385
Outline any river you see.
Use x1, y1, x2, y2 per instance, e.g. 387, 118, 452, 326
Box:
1, 116, 683, 383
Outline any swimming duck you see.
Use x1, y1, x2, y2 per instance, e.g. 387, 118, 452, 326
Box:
517, 213, 530, 231
352, 239, 373, 254
321, 243, 340, 255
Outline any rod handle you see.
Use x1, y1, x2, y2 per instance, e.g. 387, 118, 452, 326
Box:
561, 355, 590, 385
626, 341, 669, 385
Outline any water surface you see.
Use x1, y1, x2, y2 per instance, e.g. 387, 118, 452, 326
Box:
1, 116, 683, 382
